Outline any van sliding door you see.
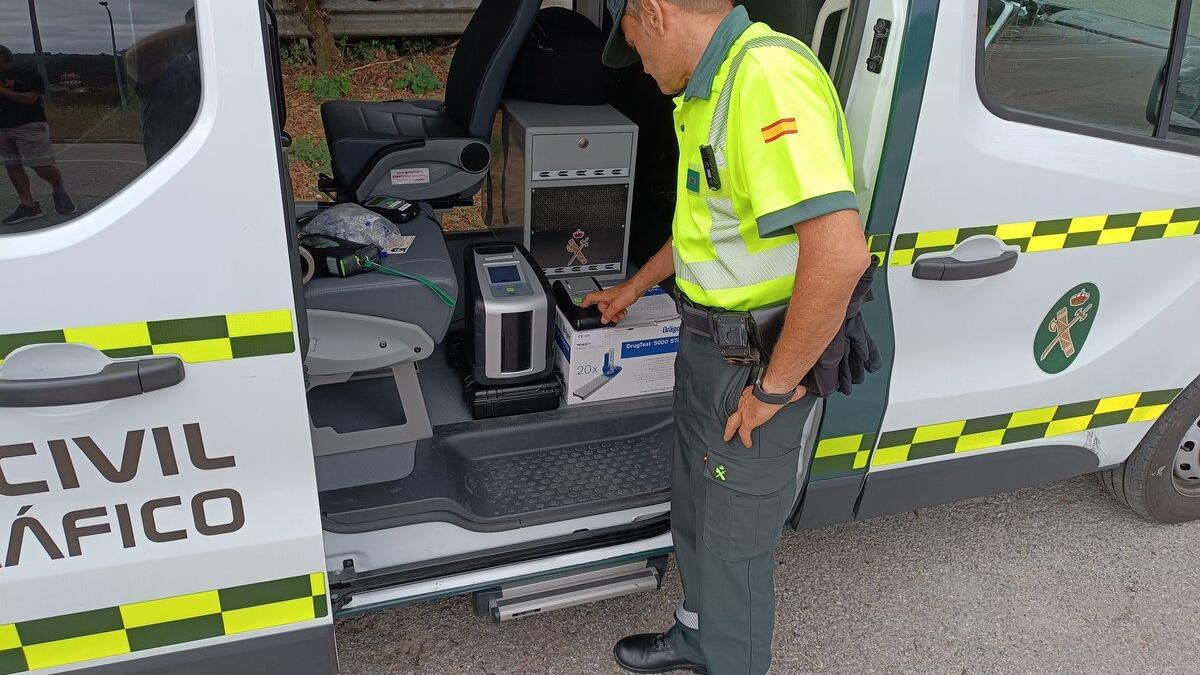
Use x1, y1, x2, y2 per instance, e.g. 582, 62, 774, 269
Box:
858, 0, 1200, 517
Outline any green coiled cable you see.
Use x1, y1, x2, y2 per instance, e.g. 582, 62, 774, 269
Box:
355, 256, 457, 308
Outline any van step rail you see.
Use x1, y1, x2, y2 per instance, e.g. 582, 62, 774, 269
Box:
472, 556, 668, 622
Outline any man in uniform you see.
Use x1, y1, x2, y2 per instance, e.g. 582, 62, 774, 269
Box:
583, 1, 872, 673
0, 44, 75, 226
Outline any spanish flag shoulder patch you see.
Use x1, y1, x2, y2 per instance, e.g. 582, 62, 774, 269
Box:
761, 117, 798, 144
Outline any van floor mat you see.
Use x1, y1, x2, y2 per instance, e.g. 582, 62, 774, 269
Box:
319, 395, 675, 532
464, 432, 673, 519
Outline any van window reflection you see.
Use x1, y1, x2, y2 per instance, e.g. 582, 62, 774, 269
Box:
0, 42, 75, 226
124, 8, 200, 166
0, 0, 200, 234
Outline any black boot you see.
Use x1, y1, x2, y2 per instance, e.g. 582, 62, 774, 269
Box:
613, 632, 707, 674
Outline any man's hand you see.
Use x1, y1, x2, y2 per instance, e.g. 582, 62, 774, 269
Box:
723, 384, 806, 449
581, 282, 642, 325
581, 237, 676, 324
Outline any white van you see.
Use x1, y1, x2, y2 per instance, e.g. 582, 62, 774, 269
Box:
1, 0, 1198, 672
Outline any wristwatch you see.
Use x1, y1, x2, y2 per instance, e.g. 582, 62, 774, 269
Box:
752, 375, 796, 405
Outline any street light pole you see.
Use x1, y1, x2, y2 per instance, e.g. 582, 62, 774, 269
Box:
26, 0, 49, 92
126, 0, 136, 52
99, 1, 128, 110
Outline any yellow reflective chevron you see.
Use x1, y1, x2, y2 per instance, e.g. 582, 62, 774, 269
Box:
0, 573, 327, 673
119, 591, 222, 629
0, 310, 295, 368
871, 389, 1180, 468
868, 206, 1200, 267
810, 388, 1182, 478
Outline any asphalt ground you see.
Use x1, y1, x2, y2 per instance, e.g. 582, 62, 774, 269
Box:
335, 475, 1200, 674
0, 142, 144, 233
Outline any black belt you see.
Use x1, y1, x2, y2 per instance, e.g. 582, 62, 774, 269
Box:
676, 294, 787, 365
674, 258, 884, 397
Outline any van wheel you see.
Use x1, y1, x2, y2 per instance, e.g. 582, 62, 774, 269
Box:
1099, 379, 1200, 523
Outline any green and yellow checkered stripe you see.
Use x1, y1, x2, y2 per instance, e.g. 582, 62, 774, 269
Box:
811, 432, 877, 480
869, 206, 1200, 267
0, 573, 327, 674
866, 233, 890, 266
871, 389, 1180, 468
0, 310, 295, 368
811, 389, 1180, 476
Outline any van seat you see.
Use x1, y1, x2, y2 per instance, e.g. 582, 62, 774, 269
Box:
303, 212, 458, 343
321, 100, 465, 190
319, 0, 541, 203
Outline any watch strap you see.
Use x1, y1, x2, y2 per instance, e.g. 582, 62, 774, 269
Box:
752, 378, 795, 405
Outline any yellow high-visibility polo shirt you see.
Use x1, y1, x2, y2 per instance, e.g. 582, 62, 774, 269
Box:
672, 6, 857, 311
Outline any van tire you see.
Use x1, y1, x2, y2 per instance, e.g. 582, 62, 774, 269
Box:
1099, 379, 1200, 523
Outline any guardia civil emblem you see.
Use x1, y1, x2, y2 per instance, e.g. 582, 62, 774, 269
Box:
566, 229, 590, 266
1034, 283, 1099, 374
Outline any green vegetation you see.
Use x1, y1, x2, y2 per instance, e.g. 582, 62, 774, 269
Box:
281, 33, 458, 204
391, 64, 440, 95
396, 37, 437, 56
297, 72, 352, 102
339, 38, 398, 62
46, 104, 141, 142
280, 40, 314, 68
289, 135, 332, 174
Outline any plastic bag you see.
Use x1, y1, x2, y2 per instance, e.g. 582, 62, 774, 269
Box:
302, 203, 404, 251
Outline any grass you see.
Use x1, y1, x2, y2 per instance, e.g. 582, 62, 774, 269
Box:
391, 63, 440, 95
279, 37, 442, 68
281, 35, 484, 228
44, 103, 141, 142
339, 37, 398, 62
289, 135, 331, 175
297, 72, 353, 102
280, 40, 315, 67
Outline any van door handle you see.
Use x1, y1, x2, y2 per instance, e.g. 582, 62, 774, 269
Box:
912, 250, 1019, 281
0, 357, 185, 408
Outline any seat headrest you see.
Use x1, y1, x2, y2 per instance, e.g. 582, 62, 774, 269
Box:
443, 0, 543, 139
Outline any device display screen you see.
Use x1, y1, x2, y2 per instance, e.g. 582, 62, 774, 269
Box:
487, 265, 522, 284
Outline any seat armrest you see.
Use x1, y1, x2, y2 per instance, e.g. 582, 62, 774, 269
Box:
352, 137, 491, 203
304, 310, 434, 377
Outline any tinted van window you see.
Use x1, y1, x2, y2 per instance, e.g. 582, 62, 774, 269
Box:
1166, 1, 1200, 143
982, 0, 1199, 145
0, 0, 199, 233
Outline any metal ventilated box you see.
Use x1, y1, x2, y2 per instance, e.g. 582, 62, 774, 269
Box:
485, 99, 637, 281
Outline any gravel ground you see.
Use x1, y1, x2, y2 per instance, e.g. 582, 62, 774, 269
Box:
334, 475, 1200, 674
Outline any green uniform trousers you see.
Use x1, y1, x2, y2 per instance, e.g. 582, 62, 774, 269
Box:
666, 328, 815, 675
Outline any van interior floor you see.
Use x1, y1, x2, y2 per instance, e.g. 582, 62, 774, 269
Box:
317, 340, 675, 533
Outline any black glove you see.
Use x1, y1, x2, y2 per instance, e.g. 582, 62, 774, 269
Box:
804, 322, 847, 397
837, 326, 854, 396
844, 311, 882, 385
804, 259, 882, 398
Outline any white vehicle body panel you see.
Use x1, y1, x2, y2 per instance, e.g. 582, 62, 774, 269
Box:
0, 1, 328, 671
878, 0, 1200, 472
5, 0, 1198, 672
843, 0, 907, 217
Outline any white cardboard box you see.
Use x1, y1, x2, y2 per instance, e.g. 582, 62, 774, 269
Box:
555, 286, 681, 405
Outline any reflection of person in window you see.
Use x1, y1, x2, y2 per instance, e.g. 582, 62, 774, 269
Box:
1172, 47, 1200, 134
0, 44, 75, 226
123, 11, 201, 166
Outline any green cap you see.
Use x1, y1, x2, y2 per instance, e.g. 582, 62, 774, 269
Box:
602, 0, 641, 69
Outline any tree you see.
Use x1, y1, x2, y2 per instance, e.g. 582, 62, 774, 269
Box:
292, 0, 339, 69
